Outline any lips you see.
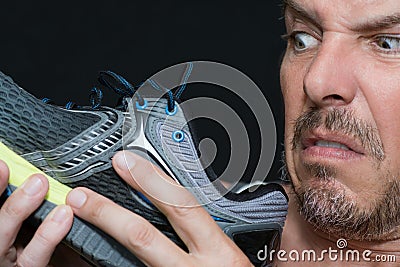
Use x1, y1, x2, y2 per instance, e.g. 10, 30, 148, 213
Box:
300, 130, 365, 160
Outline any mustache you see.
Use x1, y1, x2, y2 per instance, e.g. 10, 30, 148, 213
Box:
291, 108, 384, 162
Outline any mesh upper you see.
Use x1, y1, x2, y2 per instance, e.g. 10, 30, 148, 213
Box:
0, 71, 100, 154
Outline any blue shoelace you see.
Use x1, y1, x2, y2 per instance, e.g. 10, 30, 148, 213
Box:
42, 62, 194, 112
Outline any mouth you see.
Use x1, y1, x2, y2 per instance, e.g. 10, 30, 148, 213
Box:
300, 130, 365, 160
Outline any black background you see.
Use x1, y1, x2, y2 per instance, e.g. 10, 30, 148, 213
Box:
0, 1, 287, 183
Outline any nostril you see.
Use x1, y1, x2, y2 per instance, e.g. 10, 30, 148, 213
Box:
322, 94, 345, 103
331, 94, 343, 100
325, 94, 343, 100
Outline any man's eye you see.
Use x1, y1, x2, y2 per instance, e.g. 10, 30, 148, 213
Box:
375, 36, 400, 52
293, 32, 319, 51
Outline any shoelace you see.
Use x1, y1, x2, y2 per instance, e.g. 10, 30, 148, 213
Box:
42, 62, 194, 113
42, 87, 104, 110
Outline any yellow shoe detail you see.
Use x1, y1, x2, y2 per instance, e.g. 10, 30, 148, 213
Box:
0, 142, 71, 204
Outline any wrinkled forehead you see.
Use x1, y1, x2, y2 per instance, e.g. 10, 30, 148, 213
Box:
284, 0, 400, 30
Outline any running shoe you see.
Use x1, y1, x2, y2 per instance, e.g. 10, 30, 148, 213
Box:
0, 67, 288, 267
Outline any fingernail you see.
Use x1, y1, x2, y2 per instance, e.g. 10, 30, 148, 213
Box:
21, 175, 43, 196
115, 152, 136, 170
52, 206, 68, 223
68, 189, 87, 209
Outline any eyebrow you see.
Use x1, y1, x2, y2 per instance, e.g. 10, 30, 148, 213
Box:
283, 0, 400, 33
352, 14, 400, 32
283, 0, 321, 29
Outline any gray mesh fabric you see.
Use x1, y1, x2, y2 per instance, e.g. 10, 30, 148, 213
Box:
0, 71, 100, 154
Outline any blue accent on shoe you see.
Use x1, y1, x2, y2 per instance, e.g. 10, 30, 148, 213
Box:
136, 99, 148, 110
90, 87, 103, 110
136, 191, 155, 207
175, 62, 193, 99
65, 101, 75, 110
98, 70, 144, 107
165, 104, 177, 116
147, 79, 176, 112
42, 98, 52, 104
172, 130, 185, 142
98, 71, 135, 95
5, 186, 11, 197
43, 66, 194, 114
147, 78, 161, 91
167, 91, 174, 112
212, 215, 232, 223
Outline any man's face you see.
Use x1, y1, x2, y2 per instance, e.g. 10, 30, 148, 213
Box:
281, 0, 400, 240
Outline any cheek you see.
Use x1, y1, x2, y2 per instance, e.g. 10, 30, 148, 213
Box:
281, 56, 309, 185
357, 65, 400, 169
280, 57, 308, 138
373, 100, 400, 166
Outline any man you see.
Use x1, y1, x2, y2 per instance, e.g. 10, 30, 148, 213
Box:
1, 0, 400, 266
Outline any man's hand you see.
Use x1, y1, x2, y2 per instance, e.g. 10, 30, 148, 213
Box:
66, 151, 252, 267
0, 160, 73, 267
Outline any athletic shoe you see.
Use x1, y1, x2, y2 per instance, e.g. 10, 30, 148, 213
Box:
0, 68, 288, 267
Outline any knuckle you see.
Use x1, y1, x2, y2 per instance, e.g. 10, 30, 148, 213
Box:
1, 200, 23, 218
169, 205, 192, 218
34, 226, 54, 247
4, 247, 17, 262
89, 197, 108, 222
126, 221, 155, 250
168, 202, 199, 219
0, 193, 42, 220
16, 253, 35, 267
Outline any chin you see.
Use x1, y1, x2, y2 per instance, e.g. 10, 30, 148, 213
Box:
292, 167, 400, 241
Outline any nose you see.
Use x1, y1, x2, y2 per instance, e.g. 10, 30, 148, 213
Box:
303, 36, 357, 108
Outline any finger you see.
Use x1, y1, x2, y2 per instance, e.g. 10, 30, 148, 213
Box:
111, 151, 236, 254
0, 174, 48, 256
66, 188, 190, 267
17, 205, 73, 267
0, 160, 10, 197
0, 247, 17, 267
